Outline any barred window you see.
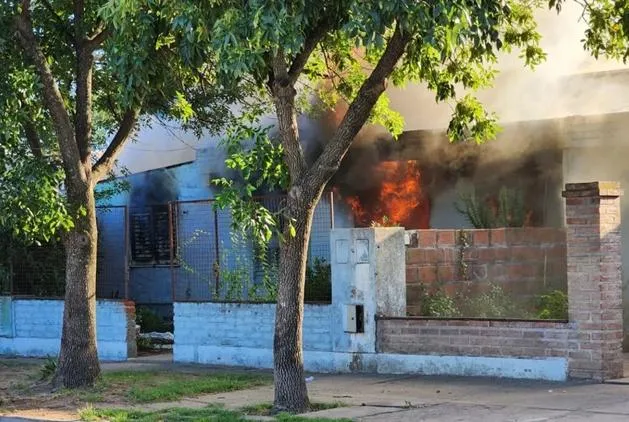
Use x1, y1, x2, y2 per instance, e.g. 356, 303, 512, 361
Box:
130, 205, 176, 265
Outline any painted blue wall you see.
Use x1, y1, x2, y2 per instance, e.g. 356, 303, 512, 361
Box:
96, 146, 341, 309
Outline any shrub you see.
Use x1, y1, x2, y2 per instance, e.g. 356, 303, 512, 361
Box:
535, 290, 568, 320
305, 258, 331, 302
136, 306, 169, 333
459, 284, 531, 318
416, 284, 460, 317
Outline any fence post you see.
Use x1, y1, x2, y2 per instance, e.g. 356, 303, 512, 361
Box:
563, 181, 624, 380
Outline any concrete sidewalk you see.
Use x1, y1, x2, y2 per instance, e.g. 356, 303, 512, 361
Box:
2, 368, 629, 421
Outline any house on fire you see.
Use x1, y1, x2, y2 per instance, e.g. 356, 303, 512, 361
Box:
95, 5, 629, 338
96, 73, 629, 332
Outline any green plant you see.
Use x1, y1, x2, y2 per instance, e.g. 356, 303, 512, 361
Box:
135, 307, 169, 333
459, 283, 531, 318
305, 258, 331, 302
417, 284, 460, 318
535, 290, 568, 320
455, 187, 527, 229
136, 336, 153, 352
40, 356, 57, 380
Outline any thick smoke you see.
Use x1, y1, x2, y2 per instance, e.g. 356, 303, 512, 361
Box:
301, 3, 629, 229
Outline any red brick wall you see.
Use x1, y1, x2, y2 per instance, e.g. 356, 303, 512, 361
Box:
405, 228, 567, 315
377, 318, 573, 359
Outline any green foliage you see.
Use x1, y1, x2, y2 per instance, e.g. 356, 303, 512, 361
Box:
550, 0, 629, 63
212, 119, 289, 249
40, 356, 58, 381
101, 371, 271, 404
417, 283, 531, 318
305, 258, 332, 302
417, 284, 461, 318
455, 187, 527, 229
461, 284, 532, 318
80, 405, 351, 422
136, 336, 153, 352
135, 307, 170, 333
0, 236, 66, 297
535, 289, 568, 320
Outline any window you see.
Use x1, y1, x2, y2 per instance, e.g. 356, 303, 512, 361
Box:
130, 205, 177, 265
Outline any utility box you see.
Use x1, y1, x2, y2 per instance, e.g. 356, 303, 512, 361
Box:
331, 227, 406, 354
345, 304, 364, 333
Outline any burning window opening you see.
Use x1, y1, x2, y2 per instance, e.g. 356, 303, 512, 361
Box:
341, 160, 431, 229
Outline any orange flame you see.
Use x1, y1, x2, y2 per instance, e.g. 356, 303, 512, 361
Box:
344, 160, 430, 229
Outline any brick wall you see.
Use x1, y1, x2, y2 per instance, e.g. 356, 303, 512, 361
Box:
563, 182, 624, 379
405, 228, 567, 315
378, 182, 624, 381
0, 298, 136, 361
377, 318, 573, 358
174, 302, 334, 364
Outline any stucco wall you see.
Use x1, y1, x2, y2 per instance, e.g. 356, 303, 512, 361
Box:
174, 302, 334, 363
0, 298, 136, 361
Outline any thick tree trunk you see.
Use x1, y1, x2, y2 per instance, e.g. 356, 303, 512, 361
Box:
53, 178, 100, 388
273, 193, 319, 413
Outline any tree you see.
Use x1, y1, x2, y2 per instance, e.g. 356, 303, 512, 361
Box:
550, 0, 629, 61
173, 0, 547, 412
0, 0, 236, 387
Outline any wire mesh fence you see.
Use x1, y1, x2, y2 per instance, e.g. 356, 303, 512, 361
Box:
2, 193, 334, 303
1, 206, 128, 299
172, 192, 334, 302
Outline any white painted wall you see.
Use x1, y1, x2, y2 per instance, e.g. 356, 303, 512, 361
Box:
0, 299, 134, 361
174, 302, 334, 363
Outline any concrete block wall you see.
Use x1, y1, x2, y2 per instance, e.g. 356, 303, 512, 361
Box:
174, 302, 334, 367
405, 228, 567, 315
0, 298, 136, 361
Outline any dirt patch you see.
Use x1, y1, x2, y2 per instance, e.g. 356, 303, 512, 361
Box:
0, 358, 91, 417
0, 358, 271, 418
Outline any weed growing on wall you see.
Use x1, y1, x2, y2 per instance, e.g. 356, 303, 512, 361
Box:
416, 282, 566, 320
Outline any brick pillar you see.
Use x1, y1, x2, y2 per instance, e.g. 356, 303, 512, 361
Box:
563, 182, 624, 380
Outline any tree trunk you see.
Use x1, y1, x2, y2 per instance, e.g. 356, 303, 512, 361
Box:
273, 192, 319, 413
53, 177, 101, 388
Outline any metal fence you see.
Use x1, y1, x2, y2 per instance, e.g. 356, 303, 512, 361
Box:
171, 192, 334, 302
2, 193, 334, 302
2, 206, 129, 299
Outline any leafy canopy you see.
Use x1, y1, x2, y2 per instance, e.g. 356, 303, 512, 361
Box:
137, 0, 547, 243
0, 0, 241, 243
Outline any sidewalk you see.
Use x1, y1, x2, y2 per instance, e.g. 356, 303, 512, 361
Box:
2, 358, 629, 421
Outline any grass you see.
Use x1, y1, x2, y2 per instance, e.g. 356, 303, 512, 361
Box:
241, 401, 346, 416
81, 370, 272, 404
80, 405, 352, 422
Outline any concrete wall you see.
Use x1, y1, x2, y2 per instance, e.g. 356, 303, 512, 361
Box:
174, 302, 334, 368
0, 298, 136, 361
405, 228, 567, 315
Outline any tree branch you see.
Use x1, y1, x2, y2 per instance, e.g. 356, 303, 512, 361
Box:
308, 24, 409, 191
287, 20, 329, 85
86, 23, 110, 51
22, 118, 43, 159
92, 108, 140, 182
15, 0, 84, 183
